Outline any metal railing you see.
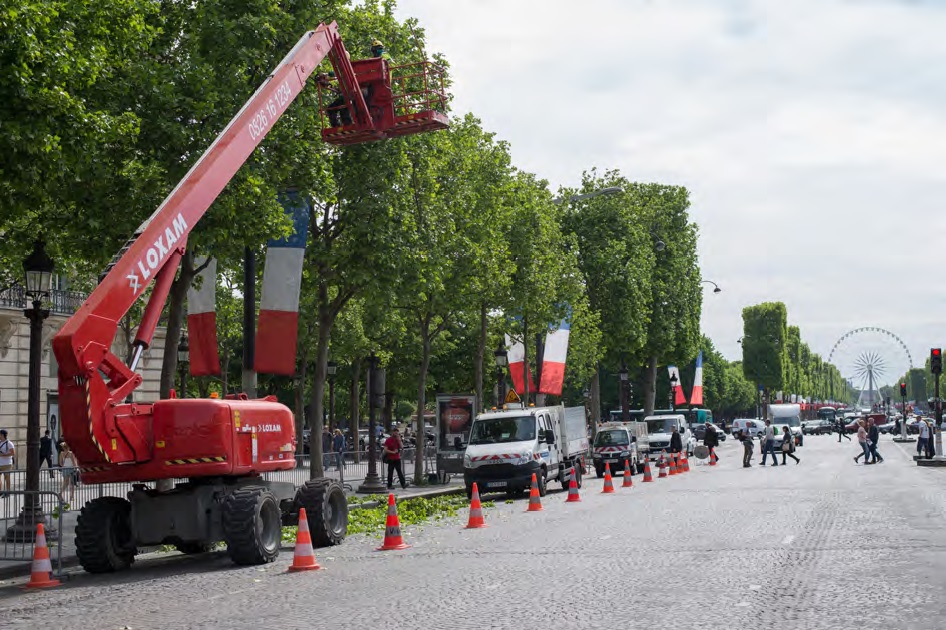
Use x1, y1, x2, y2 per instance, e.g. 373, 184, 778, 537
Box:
0, 448, 441, 521
0, 286, 86, 314
0, 489, 64, 576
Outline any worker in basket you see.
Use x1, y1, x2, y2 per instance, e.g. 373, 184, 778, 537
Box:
317, 70, 352, 128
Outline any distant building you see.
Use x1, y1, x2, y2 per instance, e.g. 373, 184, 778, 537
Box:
0, 280, 167, 467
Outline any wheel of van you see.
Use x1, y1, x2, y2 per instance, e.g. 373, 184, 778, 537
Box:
537, 471, 548, 497
594, 465, 603, 479
574, 462, 583, 488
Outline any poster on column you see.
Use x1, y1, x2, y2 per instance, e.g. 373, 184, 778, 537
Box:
435, 394, 476, 475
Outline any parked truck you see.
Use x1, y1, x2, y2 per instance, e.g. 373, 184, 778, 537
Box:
592, 421, 647, 476
463, 405, 589, 498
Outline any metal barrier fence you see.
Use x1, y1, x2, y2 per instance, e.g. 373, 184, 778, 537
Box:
0, 447, 440, 521
0, 490, 64, 575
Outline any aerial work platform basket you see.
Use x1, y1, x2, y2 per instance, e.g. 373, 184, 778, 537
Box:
318, 57, 449, 145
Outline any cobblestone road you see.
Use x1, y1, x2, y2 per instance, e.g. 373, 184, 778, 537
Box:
2, 434, 945, 630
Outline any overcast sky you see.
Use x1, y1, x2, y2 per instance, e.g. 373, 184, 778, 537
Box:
394, 0, 944, 387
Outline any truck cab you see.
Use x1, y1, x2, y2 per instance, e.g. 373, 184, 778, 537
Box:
463, 405, 588, 499
592, 422, 645, 477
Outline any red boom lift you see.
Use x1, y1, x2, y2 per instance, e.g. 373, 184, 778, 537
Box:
51, 22, 448, 573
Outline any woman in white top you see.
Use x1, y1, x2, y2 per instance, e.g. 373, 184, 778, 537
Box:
58, 442, 77, 508
855, 420, 872, 465
917, 418, 932, 458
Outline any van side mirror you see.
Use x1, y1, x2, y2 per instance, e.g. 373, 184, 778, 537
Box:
546, 431, 555, 445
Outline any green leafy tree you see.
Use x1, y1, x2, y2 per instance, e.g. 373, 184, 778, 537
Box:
741, 302, 788, 411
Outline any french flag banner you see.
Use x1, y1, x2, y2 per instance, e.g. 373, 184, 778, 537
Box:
505, 333, 535, 395
539, 316, 570, 396
186, 257, 220, 376
667, 365, 687, 406
690, 351, 704, 406
255, 191, 310, 375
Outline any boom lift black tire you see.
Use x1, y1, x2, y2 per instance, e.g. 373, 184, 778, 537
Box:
75, 496, 137, 573
294, 478, 348, 547
222, 487, 281, 566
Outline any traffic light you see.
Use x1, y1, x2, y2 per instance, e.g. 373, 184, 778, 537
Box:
932, 348, 943, 375
900, 383, 907, 397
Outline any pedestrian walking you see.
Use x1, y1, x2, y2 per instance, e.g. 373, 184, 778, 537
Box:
40, 429, 55, 478
669, 425, 682, 454
780, 426, 800, 465
855, 420, 872, 465
917, 418, 933, 459
837, 418, 851, 442
0, 429, 14, 497
740, 429, 753, 468
383, 427, 406, 490
704, 422, 719, 462
866, 418, 884, 463
58, 442, 77, 508
761, 419, 779, 466
332, 428, 346, 470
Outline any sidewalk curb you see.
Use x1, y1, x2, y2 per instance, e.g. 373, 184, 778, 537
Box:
0, 485, 463, 580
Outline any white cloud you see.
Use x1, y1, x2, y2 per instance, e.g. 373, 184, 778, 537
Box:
395, 0, 946, 385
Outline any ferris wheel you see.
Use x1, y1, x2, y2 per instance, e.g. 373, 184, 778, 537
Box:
827, 327, 913, 408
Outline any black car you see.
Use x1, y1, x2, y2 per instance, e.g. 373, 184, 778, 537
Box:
692, 423, 726, 442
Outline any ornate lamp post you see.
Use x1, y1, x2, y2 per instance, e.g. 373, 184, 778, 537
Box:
619, 362, 630, 422
357, 353, 386, 493
494, 344, 508, 406
669, 373, 679, 412
7, 240, 55, 542
177, 334, 189, 398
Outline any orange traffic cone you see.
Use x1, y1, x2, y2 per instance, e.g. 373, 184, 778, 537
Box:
565, 474, 582, 502
377, 493, 410, 550
24, 524, 59, 589
642, 459, 654, 482
602, 462, 615, 493
669, 453, 678, 476
622, 460, 634, 488
526, 473, 543, 512
465, 483, 487, 529
709, 449, 718, 466
658, 452, 668, 478
681, 452, 689, 473
287, 507, 321, 572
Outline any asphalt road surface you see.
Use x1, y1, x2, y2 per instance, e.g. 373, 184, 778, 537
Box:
2, 434, 945, 630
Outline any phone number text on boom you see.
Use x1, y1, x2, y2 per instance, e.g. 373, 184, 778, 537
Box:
247, 80, 294, 141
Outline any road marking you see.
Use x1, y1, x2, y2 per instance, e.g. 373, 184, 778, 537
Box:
749, 584, 762, 591
736, 601, 751, 607
782, 535, 795, 545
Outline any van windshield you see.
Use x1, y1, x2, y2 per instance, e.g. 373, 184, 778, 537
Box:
594, 429, 630, 447
469, 416, 535, 445
646, 418, 676, 434
773, 415, 801, 427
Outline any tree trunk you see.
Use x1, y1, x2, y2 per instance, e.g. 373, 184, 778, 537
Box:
295, 359, 307, 455
415, 328, 431, 486
522, 318, 530, 403
590, 364, 601, 437
350, 357, 362, 463
160, 250, 196, 400
475, 303, 486, 411
308, 297, 334, 480
644, 355, 658, 416
534, 332, 545, 407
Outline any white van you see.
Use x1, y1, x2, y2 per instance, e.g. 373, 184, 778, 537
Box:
640, 414, 695, 459
731, 418, 765, 438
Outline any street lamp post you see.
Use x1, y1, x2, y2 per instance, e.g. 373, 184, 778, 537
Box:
6, 240, 55, 542
327, 360, 337, 432
669, 373, 678, 412
494, 345, 508, 406
357, 353, 387, 493
701, 280, 722, 294
619, 362, 629, 422
551, 186, 623, 205
177, 334, 189, 398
